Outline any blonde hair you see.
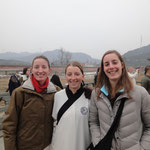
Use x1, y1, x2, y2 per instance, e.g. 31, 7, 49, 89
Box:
65, 61, 84, 75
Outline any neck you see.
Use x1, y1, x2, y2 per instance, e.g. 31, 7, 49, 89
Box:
69, 88, 77, 94
69, 86, 81, 94
38, 81, 45, 86
110, 80, 117, 90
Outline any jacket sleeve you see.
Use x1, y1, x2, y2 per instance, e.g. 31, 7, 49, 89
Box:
2, 87, 23, 150
140, 88, 150, 149
89, 90, 101, 146
141, 77, 148, 91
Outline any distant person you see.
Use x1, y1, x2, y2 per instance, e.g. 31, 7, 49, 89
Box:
20, 67, 31, 84
7, 73, 21, 96
2, 55, 60, 150
50, 61, 92, 150
141, 65, 150, 94
128, 66, 139, 84
50, 73, 63, 89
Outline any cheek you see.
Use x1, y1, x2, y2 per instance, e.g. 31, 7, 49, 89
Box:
103, 67, 107, 74
65, 76, 70, 82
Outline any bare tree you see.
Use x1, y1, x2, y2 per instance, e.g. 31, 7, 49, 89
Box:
57, 48, 72, 65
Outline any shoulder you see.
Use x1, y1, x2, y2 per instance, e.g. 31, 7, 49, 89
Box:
133, 85, 147, 92
131, 85, 149, 99
55, 89, 66, 97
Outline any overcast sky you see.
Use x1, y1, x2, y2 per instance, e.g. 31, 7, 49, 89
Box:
0, 0, 150, 59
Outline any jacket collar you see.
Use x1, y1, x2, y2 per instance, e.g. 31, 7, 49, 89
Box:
22, 77, 57, 93
100, 85, 124, 97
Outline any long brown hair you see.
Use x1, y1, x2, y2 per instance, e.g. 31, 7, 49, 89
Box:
96, 50, 133, 98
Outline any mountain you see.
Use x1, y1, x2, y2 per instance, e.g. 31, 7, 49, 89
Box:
0, 49, 100, 66
123, 44, 150, 67
0, 45, 149, 67
0, 59, 31, 66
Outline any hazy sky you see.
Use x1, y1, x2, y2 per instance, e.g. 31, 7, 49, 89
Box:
0, 0, 150, 59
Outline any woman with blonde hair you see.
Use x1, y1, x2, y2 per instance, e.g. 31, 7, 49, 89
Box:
51, 61, 92, 150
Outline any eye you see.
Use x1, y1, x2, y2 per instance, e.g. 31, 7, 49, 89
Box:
34, 65, 39, 69
75, 72, 81, 76
112, 60, 118, 65
42, 65, 48, 69
104, 62, 109, 67
66, 72, 72, 76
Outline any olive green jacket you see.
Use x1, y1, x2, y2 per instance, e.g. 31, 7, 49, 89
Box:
141, 75, 150, 94
2, 78, 60, 150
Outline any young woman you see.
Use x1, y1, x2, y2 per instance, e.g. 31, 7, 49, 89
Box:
51, 61, 92, 150
2, 55, 60, 150
89, 50, 150, 150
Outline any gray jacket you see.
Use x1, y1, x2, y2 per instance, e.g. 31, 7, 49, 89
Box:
89, 85, 150, 150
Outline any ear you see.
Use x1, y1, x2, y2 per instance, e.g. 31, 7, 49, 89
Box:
121, 62, 124, 69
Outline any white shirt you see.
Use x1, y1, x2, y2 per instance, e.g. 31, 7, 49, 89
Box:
51, 89, 91, 150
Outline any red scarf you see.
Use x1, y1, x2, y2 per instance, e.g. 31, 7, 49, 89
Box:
31, 74, 49, 93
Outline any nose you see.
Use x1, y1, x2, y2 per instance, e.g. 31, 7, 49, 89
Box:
109, 63, 114, 68
71, 74, 76, 79
38, 67, 43, 72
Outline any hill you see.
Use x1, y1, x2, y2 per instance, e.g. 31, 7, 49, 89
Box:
0, 45, 150, 67
0, 49, 100, 66
123, 44, 150, 67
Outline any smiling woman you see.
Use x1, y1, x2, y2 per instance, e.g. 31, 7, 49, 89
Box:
50, 61, 92, 150
2, 55, 60, 150
89, 50, 150, 150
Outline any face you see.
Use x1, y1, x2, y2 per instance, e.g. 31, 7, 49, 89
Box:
65, 66, 84, 93
147, 69, 150, 76
26, 68, 30, 76
31, 58, 51, 85
103, 53, 124, 83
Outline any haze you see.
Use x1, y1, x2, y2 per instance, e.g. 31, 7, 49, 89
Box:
0, 0, 150, 59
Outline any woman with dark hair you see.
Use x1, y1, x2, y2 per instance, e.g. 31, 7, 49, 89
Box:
50, 73, 63, 89
51, 61, 92, 150
141, 65, 150, 94
89, 50, 150, 150
2, 55, 60, 150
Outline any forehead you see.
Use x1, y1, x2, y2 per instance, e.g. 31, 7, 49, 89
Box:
66, 65, 82, 73
33, 58, 48, 65
103, 53, 119, 62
